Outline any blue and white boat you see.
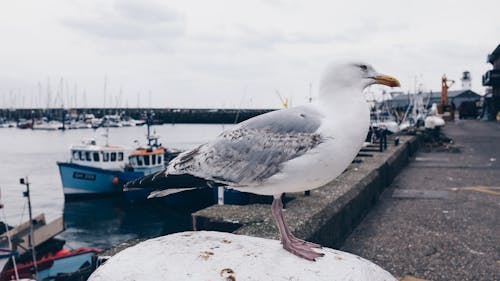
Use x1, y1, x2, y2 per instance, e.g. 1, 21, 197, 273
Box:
58, 117, 175, 199
121, 132, 175, 201
57, 138, 133, 198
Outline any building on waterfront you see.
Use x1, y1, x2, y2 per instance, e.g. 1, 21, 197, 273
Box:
482, 43, 500, 120
383, 89, 482, 119
461, 71, 472, 90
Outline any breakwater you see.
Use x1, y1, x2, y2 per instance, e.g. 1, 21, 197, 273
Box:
0, 108, 276, 124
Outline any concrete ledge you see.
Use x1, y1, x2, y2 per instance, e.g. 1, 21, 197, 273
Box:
89, 231, 396, 281
192, 135, 419, 247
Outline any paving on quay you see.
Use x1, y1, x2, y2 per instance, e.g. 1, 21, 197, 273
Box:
342, 120, 500, 281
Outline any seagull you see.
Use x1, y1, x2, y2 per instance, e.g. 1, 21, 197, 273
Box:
124, 62, 400, 261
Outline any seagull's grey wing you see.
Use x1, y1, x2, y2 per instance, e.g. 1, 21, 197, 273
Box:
167, 106, 326, 186
237, 105, 323, 134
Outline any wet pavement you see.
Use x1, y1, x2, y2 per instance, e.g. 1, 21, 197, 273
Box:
342, 120, 500, 281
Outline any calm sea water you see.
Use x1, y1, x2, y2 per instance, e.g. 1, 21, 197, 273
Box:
0, 124, 231, 249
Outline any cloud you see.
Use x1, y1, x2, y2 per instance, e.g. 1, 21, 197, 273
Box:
190, 24, 336, 54
62, 0, 186, 52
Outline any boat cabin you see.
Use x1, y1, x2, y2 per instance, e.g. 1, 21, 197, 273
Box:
128, 147, 165, 174
70, 139, 130, 171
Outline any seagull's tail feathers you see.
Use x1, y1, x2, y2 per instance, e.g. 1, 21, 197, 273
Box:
124, 170, 220, 198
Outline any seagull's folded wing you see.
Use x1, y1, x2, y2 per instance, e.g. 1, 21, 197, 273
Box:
125, 105, 327, 191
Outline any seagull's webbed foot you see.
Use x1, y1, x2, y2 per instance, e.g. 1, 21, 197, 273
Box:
282, 237, 325, 261
281, 212, 321, 249
289, 235, 322, 249
271, 196, 324, 261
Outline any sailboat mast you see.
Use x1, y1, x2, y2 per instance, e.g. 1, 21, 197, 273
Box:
309, 82, 312, 103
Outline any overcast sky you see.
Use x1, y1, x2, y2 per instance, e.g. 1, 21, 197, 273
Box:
1, 0, 499, 109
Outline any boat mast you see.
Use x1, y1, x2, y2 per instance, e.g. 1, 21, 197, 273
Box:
146, 111, 159, 147
20, 176, 38, 279
147, 112, 152, 147
104, 127, 110, 146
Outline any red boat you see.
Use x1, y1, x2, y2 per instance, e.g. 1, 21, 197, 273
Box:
1, 247, 100, 281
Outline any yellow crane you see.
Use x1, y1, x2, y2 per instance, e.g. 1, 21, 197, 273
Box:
275, 91, 289, 109
441, 75, 455, 106
439, 75, 455, 120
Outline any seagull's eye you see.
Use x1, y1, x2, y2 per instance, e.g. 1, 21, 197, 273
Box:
359, 64, 368, 72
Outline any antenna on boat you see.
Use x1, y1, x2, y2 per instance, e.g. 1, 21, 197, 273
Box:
19, 177, 38, 279
103, 127, 110, 146
146, 112, 152, 147
146, 111, 159, 147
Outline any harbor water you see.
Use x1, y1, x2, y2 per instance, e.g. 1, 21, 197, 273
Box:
0, 124, 232, 249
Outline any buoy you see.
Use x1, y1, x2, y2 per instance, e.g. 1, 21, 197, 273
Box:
112, 177, 119, 185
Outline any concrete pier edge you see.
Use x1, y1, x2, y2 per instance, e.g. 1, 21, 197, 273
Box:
192, 135, 420, 248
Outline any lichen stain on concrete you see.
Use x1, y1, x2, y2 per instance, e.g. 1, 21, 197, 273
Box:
198, 251, 214, 260
220, 268, 236, 281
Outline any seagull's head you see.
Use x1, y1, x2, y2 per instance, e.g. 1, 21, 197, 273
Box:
320, 62, 400, 94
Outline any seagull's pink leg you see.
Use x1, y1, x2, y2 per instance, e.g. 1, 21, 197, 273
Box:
271, 196, 324, 261
278, 206, 321, 249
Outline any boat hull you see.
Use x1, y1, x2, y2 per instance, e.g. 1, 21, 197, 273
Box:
57, 162, 128, 199
1, 248, 100, 281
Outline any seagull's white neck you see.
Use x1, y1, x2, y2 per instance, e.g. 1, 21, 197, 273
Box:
317, 84, 367, 114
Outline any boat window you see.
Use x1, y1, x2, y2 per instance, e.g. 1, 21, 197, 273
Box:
129, 156, 137, 166
137, 156, 143, 166
79, 151, 84, 161
144, 155, 150, 166
152, 154, 156, 165
102, 152, 109, 162
85, 151, 91, 161
118, 152, 124, 161
158, 155, 162, 164
72, 151, 79, 160
111, 152, 116, 162
93, 152, 100, 162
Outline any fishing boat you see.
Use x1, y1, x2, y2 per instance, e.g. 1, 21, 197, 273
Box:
121, 128, 177, 201
122, 126, 215, 204
58, 117, 177, 199
57, 137, 132, 198
1, 246, 100, 281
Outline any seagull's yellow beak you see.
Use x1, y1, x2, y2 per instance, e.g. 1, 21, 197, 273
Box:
372, 74, 400, 87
